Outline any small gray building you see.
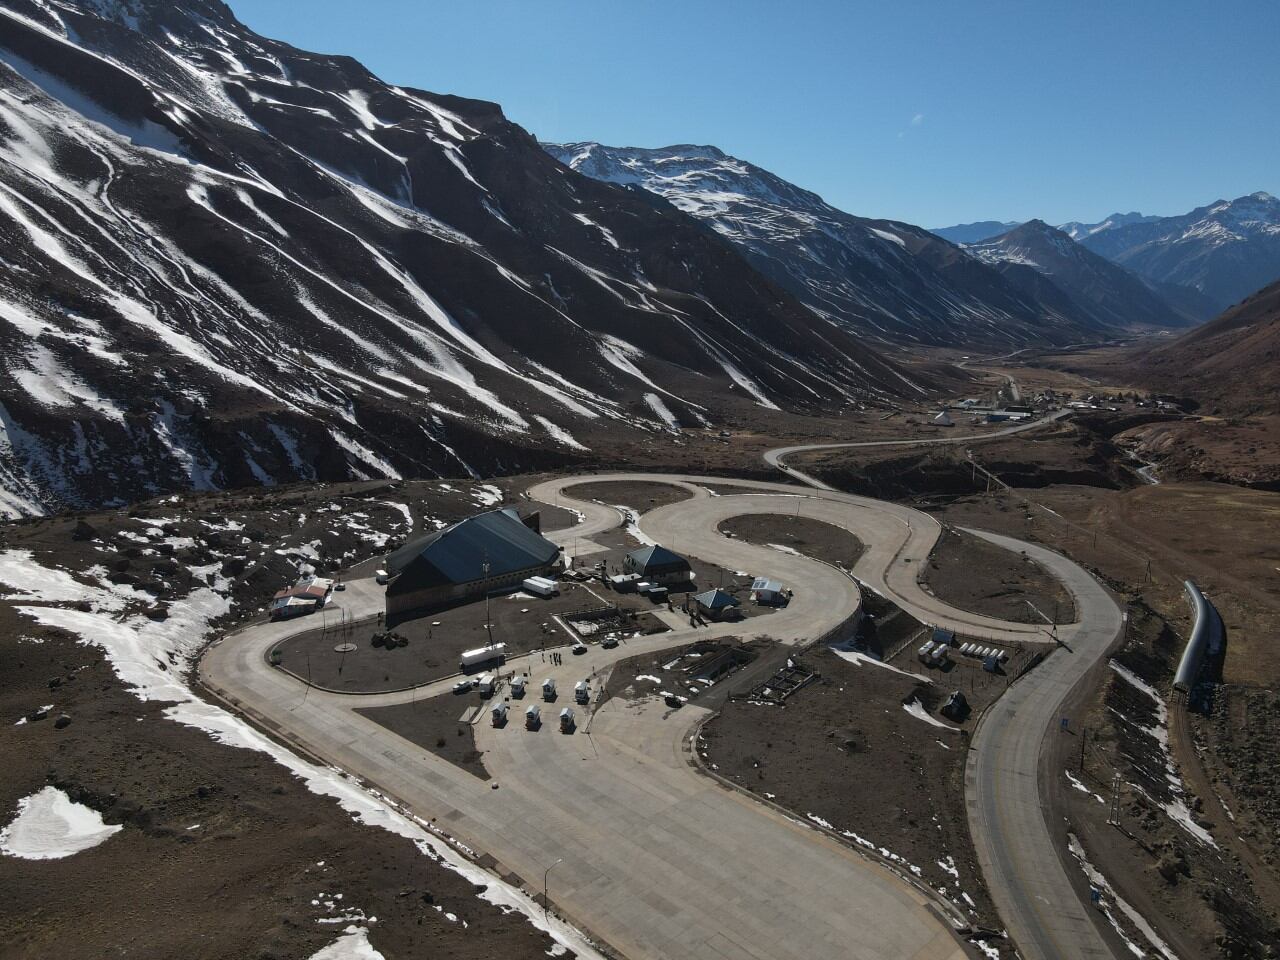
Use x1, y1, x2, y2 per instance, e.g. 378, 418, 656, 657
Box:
692, 588, 741, 621
622, 544, 692, 587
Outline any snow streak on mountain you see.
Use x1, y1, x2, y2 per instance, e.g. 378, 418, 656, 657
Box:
965, 220, 1196, 331
1073, 192, 1280, 312
543, 141, 1139, 351
0, 0, 913, 516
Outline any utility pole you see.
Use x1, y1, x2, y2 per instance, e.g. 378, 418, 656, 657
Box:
482, 553, 492, 646
1079, 727, 1088, 773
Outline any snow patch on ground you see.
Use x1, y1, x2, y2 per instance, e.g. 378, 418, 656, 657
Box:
614, 505, 657, 547
0, 550, 604, 958
0, 786, 122, 859
306, 925, 385, 960
1068, 832, 1180, 960
643, 392, 680, 431
1065, 769, 1107, 804
472, 483, 503, 507
1108, 660, 1216, 846
902, 696, 955, 731
828, 643, 932, 683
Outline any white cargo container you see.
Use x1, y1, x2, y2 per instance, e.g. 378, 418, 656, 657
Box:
511, 675, 527, 698
542, 677, 557, 701
491, 702, 508, 726
559, 707, 575, 732
575, 680, 590, 704
459, 643, 507, 673
525, 705, 541, 729
522, 576, 558, 598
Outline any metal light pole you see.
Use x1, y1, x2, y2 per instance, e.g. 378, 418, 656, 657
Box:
543, 857, 563, 922
483, 556, 492, 646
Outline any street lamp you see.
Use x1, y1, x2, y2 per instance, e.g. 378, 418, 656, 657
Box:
543, 857, 564, 922
482, 556, 492, 645
1023, 599, 1057, 644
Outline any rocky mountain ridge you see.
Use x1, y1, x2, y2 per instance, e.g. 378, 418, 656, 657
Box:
544, 141, 1125, 350
0, 0, 914, 516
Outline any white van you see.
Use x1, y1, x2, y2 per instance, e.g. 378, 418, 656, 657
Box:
574, 680, 590, 705
542, 678, 557, 701
478, 673, 496, 698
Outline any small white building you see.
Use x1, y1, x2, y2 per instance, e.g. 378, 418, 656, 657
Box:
750, 577, 788, 606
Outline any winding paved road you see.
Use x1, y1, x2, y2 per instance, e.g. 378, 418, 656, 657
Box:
763, 428, 1122, 960
765, 409, 1072, 489
200, 470, 1119, 960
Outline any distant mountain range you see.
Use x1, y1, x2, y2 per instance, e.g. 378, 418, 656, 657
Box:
930, 221, 1021, 245
934, 192, 1280, 316
1075, 192, 1280, 312
965, 220, 1197, 330
545, 142, 1158, 350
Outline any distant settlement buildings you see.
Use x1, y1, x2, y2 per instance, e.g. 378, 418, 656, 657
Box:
383, 508, 561, 618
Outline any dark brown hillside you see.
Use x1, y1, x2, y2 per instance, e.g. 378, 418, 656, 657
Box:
1141, 280, 1280, 416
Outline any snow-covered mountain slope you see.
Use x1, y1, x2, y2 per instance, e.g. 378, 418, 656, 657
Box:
1058, 211, 1160, 242
965, 220, 1196, 331
542, 142, 1115, 349
930, 220, 1021, 244
0, 0, 914, 517
1075, 192, 1280, 312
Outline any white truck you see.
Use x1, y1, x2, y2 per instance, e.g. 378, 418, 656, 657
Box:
477, 673, 496, 698
459, 643, 507, 673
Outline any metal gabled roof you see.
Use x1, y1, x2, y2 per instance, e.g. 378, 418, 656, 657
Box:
693, 588, 740, 610
386, 509, 558, 586
626, 543, 689, 570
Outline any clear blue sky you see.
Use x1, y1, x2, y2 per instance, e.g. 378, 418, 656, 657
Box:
230, 1, 1278, 228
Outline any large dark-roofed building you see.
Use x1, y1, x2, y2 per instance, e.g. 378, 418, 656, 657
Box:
384, 508, 561, 618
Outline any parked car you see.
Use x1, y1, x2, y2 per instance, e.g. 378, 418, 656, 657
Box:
571, 642, 588, 656
601, 636, 618, 649
451, 680, 473, 695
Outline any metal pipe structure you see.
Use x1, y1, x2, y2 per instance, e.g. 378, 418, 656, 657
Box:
1173, 580, 1224, 694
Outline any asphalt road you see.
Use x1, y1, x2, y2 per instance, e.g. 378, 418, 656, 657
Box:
201, 471, 1116, 960
764, 408, 1073, 488
760, 437, 1122, 960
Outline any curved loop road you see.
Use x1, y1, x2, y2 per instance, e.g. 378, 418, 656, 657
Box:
201, 471, 1118, 960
